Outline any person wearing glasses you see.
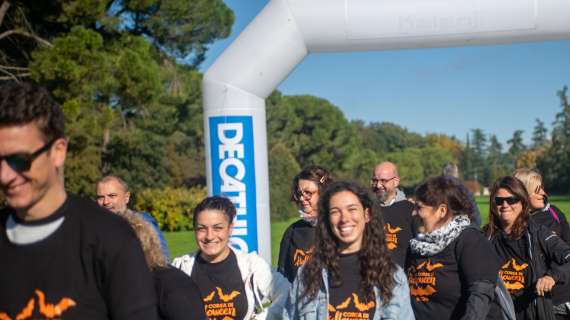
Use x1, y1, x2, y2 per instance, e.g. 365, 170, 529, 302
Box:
0, 82, 158, 318
277, 166, 332, 283
371, 161, 418, 267
407, 176, 504, 320
512, 169, 570, 319
485, 176, 570, 320
283, 181, 414, 320
172, 196, 290, 320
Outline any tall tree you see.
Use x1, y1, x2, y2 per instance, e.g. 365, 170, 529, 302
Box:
487, 134, 509, 183
539, 86, 570, 192
507, 130, 526, 165
1, 0, 235, 195
531, 118, 548, 149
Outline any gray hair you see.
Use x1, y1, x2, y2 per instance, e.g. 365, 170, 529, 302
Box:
442, 161, 459, 178
97, 175, 130, 193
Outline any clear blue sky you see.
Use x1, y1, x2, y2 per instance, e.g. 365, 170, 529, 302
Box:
201, 0, 570, 146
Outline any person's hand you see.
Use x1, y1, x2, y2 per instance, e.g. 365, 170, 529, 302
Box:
536, 275, 555, 296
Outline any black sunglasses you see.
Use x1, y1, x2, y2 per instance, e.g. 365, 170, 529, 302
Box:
0, 139, 56, 173
494, 196, 520, 206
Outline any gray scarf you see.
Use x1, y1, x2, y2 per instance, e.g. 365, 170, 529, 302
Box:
410, 215, 471, 256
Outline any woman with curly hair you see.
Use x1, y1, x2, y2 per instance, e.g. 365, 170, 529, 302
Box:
116, 210, 206, 320
407, 176, 504, 320
277, 165, 332, 283
283, 181, 414, 320
485, 176, 570, 320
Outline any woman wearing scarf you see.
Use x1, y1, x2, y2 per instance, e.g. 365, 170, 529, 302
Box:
485, 176, 570, 320
407, 176, 504, 320
277, 166, 332, 283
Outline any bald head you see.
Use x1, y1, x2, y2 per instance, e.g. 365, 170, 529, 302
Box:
371, 161, 400, 204
96, 175, 131, 214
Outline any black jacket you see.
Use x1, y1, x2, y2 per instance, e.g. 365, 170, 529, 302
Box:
489, 220, 570, 320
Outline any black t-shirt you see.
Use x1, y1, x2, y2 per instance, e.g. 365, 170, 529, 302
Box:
191, 251, 248, 320
154, 266, 206, 320
491, 231, 536, 316
328, 252, 376, 320
407, 228, 501, 320
381, 200, 418, 267
0, 195, 158, 319
277, 219, 316, 283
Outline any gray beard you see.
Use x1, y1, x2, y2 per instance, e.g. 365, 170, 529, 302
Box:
376, 190, 391, 203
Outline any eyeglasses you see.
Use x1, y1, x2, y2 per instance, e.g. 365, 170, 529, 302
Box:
370, 176, 396, 186
494, 196, 521, 206
294, 189, 318, 201
0, 139, 56, 173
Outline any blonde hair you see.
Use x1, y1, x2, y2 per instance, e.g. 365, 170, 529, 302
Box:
513, 168, 543, 195
116, 211, 167, 269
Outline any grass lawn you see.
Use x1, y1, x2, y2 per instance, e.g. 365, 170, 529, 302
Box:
166, 196, 570, 267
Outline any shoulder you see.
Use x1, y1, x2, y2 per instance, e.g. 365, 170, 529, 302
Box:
67, 195, 139, 240
234, 247, 271, 273
171, 251, 199, 277
386, 200, 414, 211
284, 219, 311, 234
154, 266, 195, 288
392, 265, 408, 284
455, 227, 494, 252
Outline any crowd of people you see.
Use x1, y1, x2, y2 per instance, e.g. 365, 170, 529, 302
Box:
2, 81, 570, 320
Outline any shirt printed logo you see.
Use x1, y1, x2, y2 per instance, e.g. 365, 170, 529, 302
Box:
500, 258, 528, 293
384, 224, 402, 251
408, 259, 444, 302
202, 287, 242, 319
293, 246, 314, 267
327, 293, 375, 320
0, 289, 76, 320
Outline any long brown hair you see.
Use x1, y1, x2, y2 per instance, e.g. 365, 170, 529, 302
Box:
484, 176, 530, 239
301, 181, 396, 305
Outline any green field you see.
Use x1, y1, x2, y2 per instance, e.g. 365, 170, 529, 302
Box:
165, 196, 570, 267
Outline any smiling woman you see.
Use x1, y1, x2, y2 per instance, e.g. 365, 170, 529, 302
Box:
485, 176, 570, 320
171, 196, 290, 320
407, 176, 504, 320
283, 181, 414, 320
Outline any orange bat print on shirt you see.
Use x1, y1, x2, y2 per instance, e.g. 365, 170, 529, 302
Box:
500, 258, 528, 293
384, 224, 402, 250
0, 290, 76, 320
293, 247, 314, 267
202, 287, 242, 319
327, 294, 376, 320
408, 259, 444, 302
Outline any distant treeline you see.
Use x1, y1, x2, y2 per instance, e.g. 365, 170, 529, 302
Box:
1, 0, 569, 223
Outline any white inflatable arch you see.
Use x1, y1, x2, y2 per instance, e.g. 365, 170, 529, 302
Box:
203, 0, 570, 262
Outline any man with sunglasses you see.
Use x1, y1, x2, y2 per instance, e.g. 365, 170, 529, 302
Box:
370, 161, 418, 267
0, 82, 158, 319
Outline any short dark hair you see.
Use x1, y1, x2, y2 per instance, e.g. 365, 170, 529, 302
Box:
193, 196, 236, 225
0, 82, 65, 142
415, 176, 474, 219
